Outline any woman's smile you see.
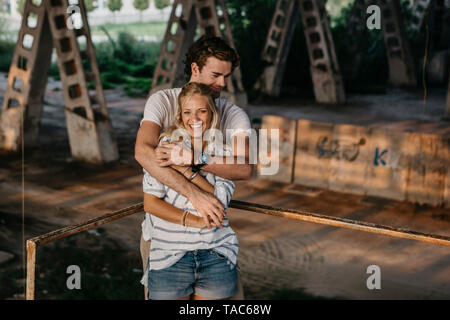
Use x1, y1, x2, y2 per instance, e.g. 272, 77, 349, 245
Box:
181, 94, 212, 136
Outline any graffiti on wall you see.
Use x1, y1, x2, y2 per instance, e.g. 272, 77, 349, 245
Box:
316, 136, 389, 166
373, 147, 388, 166
316, 136, 366, 161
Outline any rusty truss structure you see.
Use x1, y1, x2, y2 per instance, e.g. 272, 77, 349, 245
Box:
1, 0, 449, 163
256, 0, 346, 104
149, 0, 247, 107
0, 0, 118, 163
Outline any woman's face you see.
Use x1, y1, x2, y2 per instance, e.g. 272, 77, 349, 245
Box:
181, 94, 212, 137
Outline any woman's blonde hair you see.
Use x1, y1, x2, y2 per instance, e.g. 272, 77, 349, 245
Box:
159, 82, 220, 142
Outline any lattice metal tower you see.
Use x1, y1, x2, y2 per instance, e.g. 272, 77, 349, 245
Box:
0, 0, 119, 163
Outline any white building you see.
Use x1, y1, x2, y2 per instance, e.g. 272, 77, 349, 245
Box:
0, 0, 172, 29
87, 0, 172, 26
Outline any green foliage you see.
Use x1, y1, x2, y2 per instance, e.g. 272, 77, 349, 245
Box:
0, 5, 6, 37
133, 0, 150, 12
91, 21, 167, 38
93, 31, 160, 96
225, 0, 279, 94
124, 77, 152, 97
16, 0, 25, 15
84, 0, 98, 12
49, 61, 60, 78
113, 32, 160, 67
102, 69, 127, 84
225, 0, 315, 98
224, 0, 435, 99
154, 0, 170, 10
107, 0, 123, 13
0, 40, 15, 72
329, 2, 388, 93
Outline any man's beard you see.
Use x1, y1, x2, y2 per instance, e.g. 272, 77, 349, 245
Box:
211, 89, 221, 99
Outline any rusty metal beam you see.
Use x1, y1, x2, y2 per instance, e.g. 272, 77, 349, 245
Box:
25, 203, 143, 300
379, 0, 417, 87
0, 0, 119, 164
149, 0, 247, 106
256, 0, 300, 97
298, 0, 346, 104
230, 200, 450, 247
345, 0, 370, 79
26, 200, 450, 300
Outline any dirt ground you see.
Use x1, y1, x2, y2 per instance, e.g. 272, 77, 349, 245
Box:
0, 73, 449, 300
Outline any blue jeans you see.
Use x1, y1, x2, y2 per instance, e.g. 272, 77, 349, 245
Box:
148, 249, 237, 300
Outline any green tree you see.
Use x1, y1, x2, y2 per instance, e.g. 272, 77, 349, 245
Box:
85, 0, 98, 12
107, 0, 123, 23
154, 0, 170, 12
0, 3, 5, 39
133, 0, 150, 22
16, 0, 25, 15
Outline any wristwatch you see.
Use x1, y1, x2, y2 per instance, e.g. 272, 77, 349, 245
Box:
192, 152, 210, 173
198, 152, 210, 165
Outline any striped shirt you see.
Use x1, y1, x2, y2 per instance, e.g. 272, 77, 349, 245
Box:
140, 137, 238, 286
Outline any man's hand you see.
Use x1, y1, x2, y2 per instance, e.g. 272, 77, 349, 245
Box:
155, 141, 193, 167
189, 188, 225, 229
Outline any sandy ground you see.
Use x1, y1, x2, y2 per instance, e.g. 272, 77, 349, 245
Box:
0, 73, 449, 299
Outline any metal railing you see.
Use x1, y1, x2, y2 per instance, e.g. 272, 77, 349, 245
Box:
26, 200, 450, 300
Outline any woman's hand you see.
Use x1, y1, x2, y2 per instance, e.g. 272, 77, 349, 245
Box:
155, 141, 192, 167
170, 160, 223, 229
189, 188, 225, 229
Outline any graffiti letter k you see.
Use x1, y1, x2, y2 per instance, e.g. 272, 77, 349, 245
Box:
374, 147, 388, 166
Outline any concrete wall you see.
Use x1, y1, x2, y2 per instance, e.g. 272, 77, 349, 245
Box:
258, 116, 450, 208
257, 115, 297, 183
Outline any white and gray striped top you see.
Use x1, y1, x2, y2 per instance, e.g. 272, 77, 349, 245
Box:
140, 138, 238, 286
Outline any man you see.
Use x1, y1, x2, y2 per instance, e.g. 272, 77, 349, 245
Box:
135, 35, 253, 300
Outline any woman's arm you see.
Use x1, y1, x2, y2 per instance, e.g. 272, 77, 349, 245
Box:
144, 165, 219, 228
170, 165, 215, 194
144, 193, 207, 228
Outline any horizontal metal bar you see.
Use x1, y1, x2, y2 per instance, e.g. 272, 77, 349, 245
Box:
25, 203, 144, 300
26, 199, 449, 300
28, 199, 450, 252
27, 203, 143, 247
229, 200, 450, 247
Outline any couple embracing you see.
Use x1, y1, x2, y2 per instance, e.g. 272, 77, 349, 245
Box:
135, 36, 253, 300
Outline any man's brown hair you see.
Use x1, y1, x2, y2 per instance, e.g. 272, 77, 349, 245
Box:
183, 35, 240, 78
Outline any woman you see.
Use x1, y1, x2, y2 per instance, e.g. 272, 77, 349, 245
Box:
140, 82, 238, 300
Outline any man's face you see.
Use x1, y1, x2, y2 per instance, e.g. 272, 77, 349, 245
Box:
190, 56, 232, 99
